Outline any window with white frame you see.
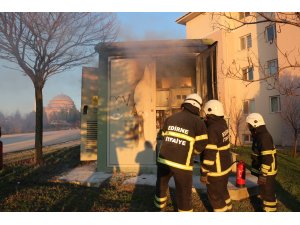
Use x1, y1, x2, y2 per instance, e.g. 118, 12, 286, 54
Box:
267, 59, 278, 76
240, 34, 252, 50
242, 66, 254, 80
270, 95, 281, 113
242, 134, 252, 143
265, 24, 276, 43
239, 12, 251, 20
243, 99, 255, 114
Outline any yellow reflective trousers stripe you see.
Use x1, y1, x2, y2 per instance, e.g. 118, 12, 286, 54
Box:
263, 207, 277, 212
155, 195, 167, 202
154, 200, 167, 209
214, 205, 228, 212
157, 157, 193, 171
225, 198, 232, 204
263, 200, 277, 206
178, 209, 193, 212
206, 144, 230, 151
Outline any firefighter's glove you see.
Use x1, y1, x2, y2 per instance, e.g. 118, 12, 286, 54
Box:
257, 175, 267, 185
200, 175, 209, 184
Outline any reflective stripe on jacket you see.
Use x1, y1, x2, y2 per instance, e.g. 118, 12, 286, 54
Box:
251, 125, 277, 176
158, 109, 208, 171
201, 116, 232, 177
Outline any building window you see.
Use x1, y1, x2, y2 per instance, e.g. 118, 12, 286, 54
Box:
243, 99, 255, 114
243, 134, 252, 143
239, 12, 251, 20
265, 24, 276, 43
240, 34, 252, 50
242, 66, 254, 80
270, 96, 281, 113
267, 59, 278, 76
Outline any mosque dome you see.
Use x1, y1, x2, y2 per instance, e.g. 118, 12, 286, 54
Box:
45, 94, 76, 116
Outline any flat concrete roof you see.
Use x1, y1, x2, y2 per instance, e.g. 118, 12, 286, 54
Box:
95, 39, 216, 57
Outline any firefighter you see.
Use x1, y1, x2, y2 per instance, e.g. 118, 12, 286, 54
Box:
154, 93, 208, 212
200, 100, 232, 212
246, 113, 277, 212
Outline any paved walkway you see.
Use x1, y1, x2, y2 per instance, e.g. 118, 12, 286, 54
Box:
53, 162, 259, 201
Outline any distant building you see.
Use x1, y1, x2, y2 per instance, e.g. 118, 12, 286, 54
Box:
45, 94, 76, 119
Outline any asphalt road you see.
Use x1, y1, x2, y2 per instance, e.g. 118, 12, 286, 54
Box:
1, 129, 80, 153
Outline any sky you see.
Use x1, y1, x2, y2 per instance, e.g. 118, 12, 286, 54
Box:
0, 0, 297, 116
0, 12, 186, 116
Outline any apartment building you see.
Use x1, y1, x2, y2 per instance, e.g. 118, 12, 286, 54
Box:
177, 12, 300, 146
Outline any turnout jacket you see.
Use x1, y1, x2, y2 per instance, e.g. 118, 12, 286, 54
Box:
250, 125, 277, 177
201, 116, 232, 177
157, 107, 208, 171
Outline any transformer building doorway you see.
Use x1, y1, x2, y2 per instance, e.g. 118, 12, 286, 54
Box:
155, 55, 196, 132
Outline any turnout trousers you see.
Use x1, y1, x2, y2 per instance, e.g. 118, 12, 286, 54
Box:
207, 172, 232, 212
260, 175, 277, 212
154, 163, 193, 212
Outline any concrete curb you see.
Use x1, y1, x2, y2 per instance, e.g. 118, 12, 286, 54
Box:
52, 163, 258, 201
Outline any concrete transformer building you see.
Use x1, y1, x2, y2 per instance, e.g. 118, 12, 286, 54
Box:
80, 39, 217, 173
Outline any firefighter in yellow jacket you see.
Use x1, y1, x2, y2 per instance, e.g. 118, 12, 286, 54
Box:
200, 100, 232, 212
154, 93, 208, 212
246, 113, 277, 212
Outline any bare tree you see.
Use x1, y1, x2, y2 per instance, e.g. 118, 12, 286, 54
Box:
228, 97, 244, 147
211, 12, 300, 94
0, 13, 118, 165
280, 75, 300, 157
211, 12, 300, 31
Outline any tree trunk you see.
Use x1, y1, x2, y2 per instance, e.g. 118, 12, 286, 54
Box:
293, 131, 298, 158
234, 135, 238, 147
34, 85, 44, 166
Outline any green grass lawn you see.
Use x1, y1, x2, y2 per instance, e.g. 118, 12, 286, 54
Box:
0, 145, 299, 212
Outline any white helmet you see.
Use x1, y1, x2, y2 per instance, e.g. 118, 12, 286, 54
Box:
246, 113, 265, 128
183, 93, 202, 110
204, 100, 224, 116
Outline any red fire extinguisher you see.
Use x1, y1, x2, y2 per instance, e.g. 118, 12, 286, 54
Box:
236, 160, 246, 188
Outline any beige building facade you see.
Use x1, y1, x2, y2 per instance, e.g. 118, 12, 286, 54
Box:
177, 12, 300, 146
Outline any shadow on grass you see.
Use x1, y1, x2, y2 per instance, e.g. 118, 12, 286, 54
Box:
48, 183, 99, 211
128, 184, 160, 212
